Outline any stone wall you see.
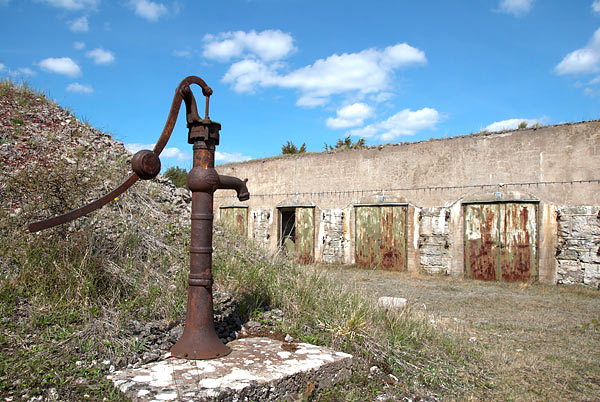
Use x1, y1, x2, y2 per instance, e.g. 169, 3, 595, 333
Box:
418, 207, 451, 274
251, 209, 272, 246
556, 206, 600, 288
318, 209, 345, 264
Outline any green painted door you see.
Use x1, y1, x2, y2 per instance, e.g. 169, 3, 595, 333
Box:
464, 203, 537, 282
295, 207, 314, 264
355, 205, 407, 270
220, 207, 248, 235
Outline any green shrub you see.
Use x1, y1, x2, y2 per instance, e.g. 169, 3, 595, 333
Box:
163, 166, 188, 188
281, 141, 306, 154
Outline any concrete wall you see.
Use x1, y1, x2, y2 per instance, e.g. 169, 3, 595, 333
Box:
215, 121, 600, 286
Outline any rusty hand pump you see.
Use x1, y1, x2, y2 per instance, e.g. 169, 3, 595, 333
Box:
28, 76, 250, 360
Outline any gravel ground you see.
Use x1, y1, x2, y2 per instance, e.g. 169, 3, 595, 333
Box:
325, 266, 600, 401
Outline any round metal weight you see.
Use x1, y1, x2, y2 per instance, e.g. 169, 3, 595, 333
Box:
131, 150, 161, 180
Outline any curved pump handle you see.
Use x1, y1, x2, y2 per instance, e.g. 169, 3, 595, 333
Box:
28, 76, 213, 233
153, 76, 213, 156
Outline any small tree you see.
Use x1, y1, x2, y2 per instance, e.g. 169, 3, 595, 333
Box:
324, 135, 367, 152
518, 121, 528, 129
281, 141, 306, 155
163, 166, 188, 188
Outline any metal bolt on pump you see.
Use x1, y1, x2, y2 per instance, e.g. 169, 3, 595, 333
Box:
29, 76, 250, 360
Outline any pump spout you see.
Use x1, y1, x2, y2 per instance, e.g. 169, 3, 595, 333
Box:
218, 175, 249, 201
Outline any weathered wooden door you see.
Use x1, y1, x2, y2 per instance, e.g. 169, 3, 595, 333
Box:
464, 203, 537, 282
355, 205, 407, 270
295, 207, 314, 264
219, 207, 248, 235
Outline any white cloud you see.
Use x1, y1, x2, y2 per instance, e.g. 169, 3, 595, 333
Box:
18, 67, 35, 76
86, 48, 115, 64
484, 118, 543, 132
73, 41, 85, 50
162, 147, 192, 161
222, 43, 426, 107
124, 143, 153, 154
37, 0, 98, 11
593, 1, 600, 13
584, 87, 596, 96
0, 64, 36, 77
66, 82, 93, 94
589, 76, 600, 85
124, 143, 191, 162
222, 59, 278, 93
203, 30, 295, 62
347, 108, 440, 141
498, 0, 534, 16
128, 0, 167, 22
370, 92, 394, 103
326, 103, 374, 129
555, 28, 600, 75
38, 57, 81, 77
173, 49, 192, 58
68, 16, 88, 32
215, 151, 251, 164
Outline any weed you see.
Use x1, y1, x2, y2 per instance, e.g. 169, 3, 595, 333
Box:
212, 227, 483, 399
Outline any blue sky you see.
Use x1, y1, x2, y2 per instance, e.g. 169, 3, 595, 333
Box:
1, 0, 599, 170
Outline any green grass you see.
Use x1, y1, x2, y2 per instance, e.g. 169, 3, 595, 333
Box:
212, 228, 486, 400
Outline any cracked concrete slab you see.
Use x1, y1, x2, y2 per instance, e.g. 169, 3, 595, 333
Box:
108, 337, 352, 401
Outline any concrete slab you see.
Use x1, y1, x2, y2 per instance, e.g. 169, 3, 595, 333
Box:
108, 337, 353, 402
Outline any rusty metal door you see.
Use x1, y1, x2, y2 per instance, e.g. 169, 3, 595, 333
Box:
464, 203, 537, 282
355, 205, 407, 270
500, 203, 537, 281
295, 207, 314, 264
219, 207, 248, 235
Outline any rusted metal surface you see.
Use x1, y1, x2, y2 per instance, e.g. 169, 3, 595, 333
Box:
464, 203, 537, 282
28, 76, 250, 360
28, 172, 140, 232
355, 206, 380, 268
220, 207, 248, 235
500, 203, 537, 282
355, 205, 407, 270
295, 207, 314, 264
464, 204, 499, 281
380, 206, 407, 269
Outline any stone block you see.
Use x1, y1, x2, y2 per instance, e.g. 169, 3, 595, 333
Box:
420, 216, 433, 236
420, 244, 444, 256
579, 251, 600, 264
108, 337, 352, 402
556, 248, 578, 261
377, 297, 407, 309
583, 263, 600, 288
420, 255, 445, 267
420, 235, 447, 246
431, 217, 448, 235
558, 220, 571, 235
558, 260, 584, 283
572, 216, 600, 236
